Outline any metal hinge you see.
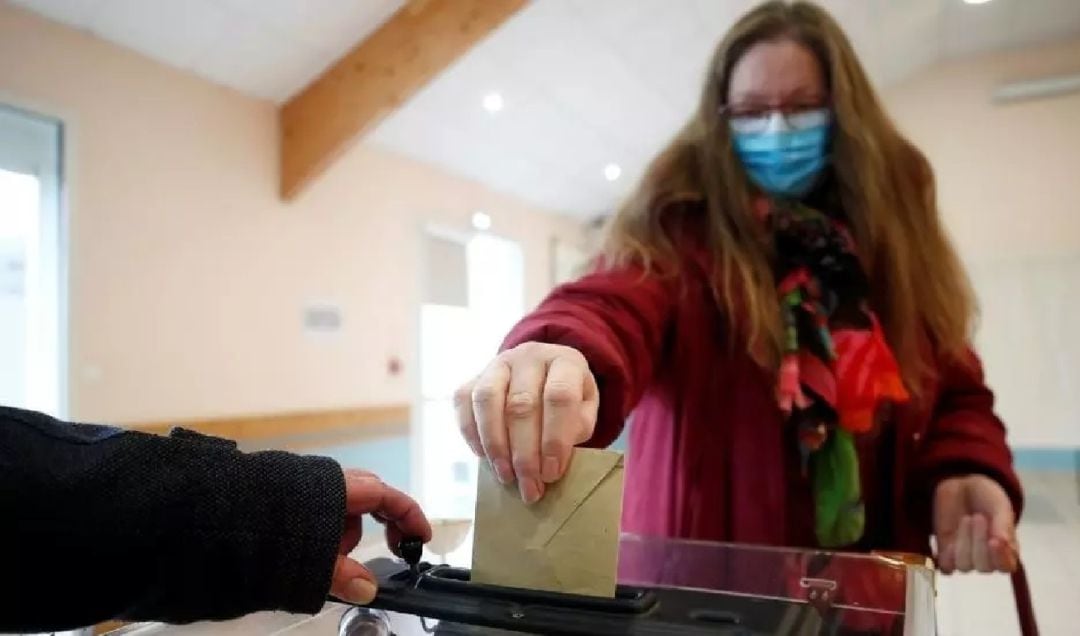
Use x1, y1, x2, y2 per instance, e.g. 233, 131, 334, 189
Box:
800, 576, 839, 615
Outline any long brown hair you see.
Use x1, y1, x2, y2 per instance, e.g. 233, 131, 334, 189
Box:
602, 0, 975, 391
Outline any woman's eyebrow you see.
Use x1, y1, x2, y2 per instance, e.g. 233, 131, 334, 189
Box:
728, 90, 767, 104
785, 85, 828, 101
728, 88, 826, 105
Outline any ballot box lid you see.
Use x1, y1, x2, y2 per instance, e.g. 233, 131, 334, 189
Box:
616, 533, 934, 619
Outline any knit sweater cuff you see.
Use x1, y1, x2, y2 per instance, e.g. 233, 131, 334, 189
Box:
244, 451, 346, 615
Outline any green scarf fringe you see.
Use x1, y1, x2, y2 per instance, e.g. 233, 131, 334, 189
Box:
812, 429, 865, 548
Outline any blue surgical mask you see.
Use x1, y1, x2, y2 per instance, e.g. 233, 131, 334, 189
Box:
730, 108, 831, 199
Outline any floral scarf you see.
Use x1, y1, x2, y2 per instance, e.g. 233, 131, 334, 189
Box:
759, 197, 909, 548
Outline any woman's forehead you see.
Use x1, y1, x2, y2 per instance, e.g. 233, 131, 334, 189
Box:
727, 39, 826, 103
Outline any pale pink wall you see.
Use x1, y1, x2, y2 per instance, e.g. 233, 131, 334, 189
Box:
0, 4, 582, 423
885, 40, 1080, 448
884, 38, 1080, 265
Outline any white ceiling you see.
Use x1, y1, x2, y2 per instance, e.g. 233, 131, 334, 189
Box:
7, 0, 406, 101
367, 0, 1080, 217
10, 0, 1080, 217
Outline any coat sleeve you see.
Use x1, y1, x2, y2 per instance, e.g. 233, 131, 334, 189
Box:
501, 265, 675, 448
0, 406, 345, 633
911, 351, 1024, 519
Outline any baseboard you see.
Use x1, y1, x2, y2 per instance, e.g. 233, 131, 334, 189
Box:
1012, 447, 1080, 472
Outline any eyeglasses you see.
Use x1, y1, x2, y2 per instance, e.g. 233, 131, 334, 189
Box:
721, 101, 831, 134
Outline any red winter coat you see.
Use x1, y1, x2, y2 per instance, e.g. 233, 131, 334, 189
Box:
501, 212, 1023, 557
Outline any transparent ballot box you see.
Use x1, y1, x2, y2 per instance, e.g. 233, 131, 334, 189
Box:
346, 533, 937, 636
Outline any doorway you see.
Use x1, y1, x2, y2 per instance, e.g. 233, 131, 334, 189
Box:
414, 226, 525, 563
0, 104, 65, 416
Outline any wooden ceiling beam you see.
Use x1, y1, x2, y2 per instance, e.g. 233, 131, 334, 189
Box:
279, 0, 526, 201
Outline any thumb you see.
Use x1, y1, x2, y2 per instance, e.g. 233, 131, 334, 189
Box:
331, 554, 378, 605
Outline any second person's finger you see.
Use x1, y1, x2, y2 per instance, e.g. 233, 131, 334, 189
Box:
344, 472, 432, 543
331, 555, 378, 605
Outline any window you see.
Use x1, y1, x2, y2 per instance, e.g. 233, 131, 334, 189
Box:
0, 105, 65, 415
415, 228, 525, 565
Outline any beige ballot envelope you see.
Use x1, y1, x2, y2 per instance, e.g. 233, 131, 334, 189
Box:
471, 448, 625, 597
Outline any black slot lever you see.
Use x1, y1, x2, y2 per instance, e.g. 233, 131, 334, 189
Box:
398, 536, 424, 577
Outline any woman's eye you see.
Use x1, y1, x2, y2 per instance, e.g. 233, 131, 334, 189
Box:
787, 108, 831, 129
730, 103, 825, 117
729, 114, 770, 134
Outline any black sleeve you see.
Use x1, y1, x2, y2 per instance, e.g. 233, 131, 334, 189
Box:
0, 406, 347, 633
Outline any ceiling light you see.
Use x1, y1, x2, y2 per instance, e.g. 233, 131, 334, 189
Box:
482, 92, 504, 113
603, 163, 622, 182
471, 211, 492, 231
963, 0, 992, 4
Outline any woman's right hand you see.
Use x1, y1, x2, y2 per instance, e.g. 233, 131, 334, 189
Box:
455, 342, 599, 504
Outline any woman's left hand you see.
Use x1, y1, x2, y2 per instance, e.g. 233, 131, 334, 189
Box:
933, 474, 1018, 574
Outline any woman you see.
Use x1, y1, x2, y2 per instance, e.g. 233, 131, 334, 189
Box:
1, 405, 431, 632
456, 1, 1023, 575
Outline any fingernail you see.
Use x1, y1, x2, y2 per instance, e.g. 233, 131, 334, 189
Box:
541, 455, 560, 483
519, 478, 542, 505
492, 459, 514, 484
342, 578, 377, 604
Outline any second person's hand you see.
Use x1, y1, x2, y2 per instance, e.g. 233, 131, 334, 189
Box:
332, 470, 432, 604
455, 342, 599, 504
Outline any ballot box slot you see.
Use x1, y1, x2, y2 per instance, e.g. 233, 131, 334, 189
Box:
687, 608, 742, 625
417, 564, 658, 614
